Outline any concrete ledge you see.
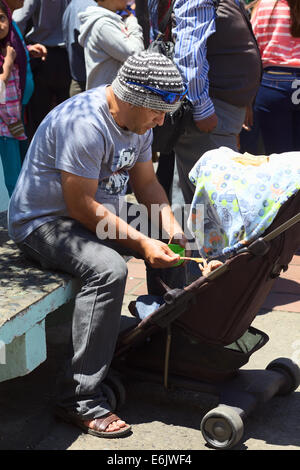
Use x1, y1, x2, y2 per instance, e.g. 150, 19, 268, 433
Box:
0, 279, 80, 345
0, 211, 79, 382
0, 321, 46, 382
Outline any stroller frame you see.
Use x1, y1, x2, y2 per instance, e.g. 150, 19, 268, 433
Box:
108, 193, 300, 450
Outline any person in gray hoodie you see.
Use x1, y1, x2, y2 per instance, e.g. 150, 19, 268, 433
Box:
78, 0, 145, 90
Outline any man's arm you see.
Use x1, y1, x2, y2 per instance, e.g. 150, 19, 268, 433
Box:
173, 0, 218, 131
12, 0, 38, 35
129, 160, 189, 247
61, 170, 181, 268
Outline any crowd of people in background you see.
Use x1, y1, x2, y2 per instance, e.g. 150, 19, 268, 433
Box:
1, 0, 300, 197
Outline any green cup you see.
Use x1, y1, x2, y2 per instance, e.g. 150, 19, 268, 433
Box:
168, 243, 185, 267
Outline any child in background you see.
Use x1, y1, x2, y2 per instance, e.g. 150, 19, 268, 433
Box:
78, 0, 144, 90
117, 1, 136, 16
0, 0, 26, 196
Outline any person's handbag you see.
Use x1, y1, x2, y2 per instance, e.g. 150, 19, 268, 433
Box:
147, 0, 193, 153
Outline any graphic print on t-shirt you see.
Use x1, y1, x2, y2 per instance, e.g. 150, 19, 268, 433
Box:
102, 147, 136, 195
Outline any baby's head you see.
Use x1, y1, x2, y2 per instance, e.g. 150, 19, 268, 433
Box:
0, 1, 10, 41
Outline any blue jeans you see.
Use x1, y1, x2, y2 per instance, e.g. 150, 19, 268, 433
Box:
254, 67, 300, 155
17, 206, 186, 419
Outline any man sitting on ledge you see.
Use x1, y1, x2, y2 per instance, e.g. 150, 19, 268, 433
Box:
8, 51, 188, 438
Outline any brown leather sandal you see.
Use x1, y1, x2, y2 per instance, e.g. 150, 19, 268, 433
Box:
55, 407, 132, 438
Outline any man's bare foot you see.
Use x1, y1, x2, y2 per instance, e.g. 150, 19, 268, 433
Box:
55, 407, 131, 438
84, 416, 127, 433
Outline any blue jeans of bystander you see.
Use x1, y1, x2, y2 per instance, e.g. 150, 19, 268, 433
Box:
254, 67, 300, 155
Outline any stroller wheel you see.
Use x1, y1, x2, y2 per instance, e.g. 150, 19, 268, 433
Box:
266, 357, 300, 395
201, 405, 244, 450
102, 383, 117, 412
106, 371, 127, 409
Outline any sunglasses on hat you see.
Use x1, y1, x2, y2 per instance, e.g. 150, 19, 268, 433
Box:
127, 81, 188, 104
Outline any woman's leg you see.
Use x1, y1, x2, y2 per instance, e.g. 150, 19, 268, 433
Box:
292, 106, 300, 151
255, 71, 296, 155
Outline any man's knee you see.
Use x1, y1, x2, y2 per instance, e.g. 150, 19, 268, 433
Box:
91, 251, 128, 287
110, 255, 128, 284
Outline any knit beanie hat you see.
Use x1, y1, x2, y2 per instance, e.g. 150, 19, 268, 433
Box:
111, 51, 185, 113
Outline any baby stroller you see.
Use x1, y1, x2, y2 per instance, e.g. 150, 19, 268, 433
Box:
107, 190, 300, 450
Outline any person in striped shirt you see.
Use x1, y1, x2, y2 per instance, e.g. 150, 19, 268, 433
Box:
251, 0, 300, 154
171, 0, 261, 205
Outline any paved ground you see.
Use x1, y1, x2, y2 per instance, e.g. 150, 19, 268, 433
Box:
0, 253, 299, 453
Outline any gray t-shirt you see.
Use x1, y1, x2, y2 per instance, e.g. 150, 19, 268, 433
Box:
8, 86, 152, 243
